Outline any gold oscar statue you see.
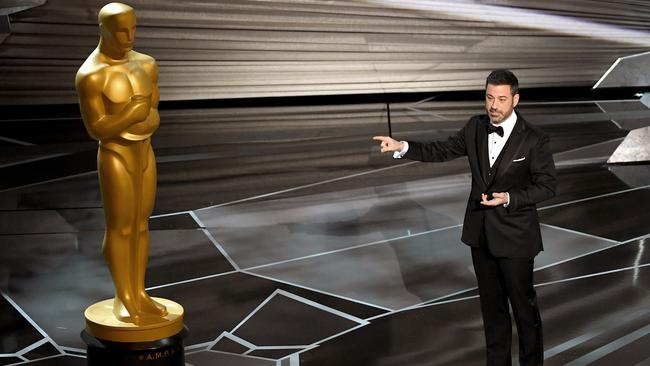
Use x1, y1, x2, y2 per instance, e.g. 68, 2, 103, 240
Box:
75, 2, 183, 343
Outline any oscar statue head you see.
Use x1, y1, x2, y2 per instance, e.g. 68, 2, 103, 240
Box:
98, 2, 136, 59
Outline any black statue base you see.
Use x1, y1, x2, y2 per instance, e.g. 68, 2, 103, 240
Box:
81, 328, 187, 366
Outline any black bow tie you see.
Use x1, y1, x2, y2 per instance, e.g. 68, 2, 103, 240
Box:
487, 124, 504, 137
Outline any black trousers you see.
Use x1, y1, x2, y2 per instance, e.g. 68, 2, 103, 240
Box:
471, 235, 543, 366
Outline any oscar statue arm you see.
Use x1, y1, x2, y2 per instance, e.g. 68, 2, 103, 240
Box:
75, 70, 151, 141
144, 59, 160, 132
150, 60, 160, 109
125, 56, 160, 136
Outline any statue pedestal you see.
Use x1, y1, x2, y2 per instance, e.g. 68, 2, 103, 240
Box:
82, 298, 186, 366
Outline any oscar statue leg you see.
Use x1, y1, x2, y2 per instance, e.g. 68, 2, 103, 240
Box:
83, 144, 185, 364
99, 148, 142, 324
135, 228, 167, 316
85, 144, 184, 342
136, 141, 167, 316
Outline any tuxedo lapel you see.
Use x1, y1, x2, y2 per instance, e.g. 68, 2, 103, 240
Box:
476, 118, 490, 185
490, 115, 528, 185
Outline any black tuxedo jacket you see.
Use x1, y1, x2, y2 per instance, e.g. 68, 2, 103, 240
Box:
404, 111, 556, 258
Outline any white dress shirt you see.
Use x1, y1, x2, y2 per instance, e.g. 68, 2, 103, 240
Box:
488, 111, 517, 167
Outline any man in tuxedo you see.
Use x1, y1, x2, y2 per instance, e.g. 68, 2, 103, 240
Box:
373, 70, 556, 366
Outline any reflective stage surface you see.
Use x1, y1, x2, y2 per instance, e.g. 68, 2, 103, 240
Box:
1, 99, 649, 365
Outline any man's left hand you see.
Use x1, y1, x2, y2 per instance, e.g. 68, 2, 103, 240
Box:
481, 192, 508, 206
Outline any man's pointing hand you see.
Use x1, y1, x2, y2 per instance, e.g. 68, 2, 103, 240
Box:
373, 136, 404, 153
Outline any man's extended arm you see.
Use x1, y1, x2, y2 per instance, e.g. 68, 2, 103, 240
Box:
373, 125, 467, 162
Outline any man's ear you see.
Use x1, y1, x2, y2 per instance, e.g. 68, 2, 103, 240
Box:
513, 93, 520, 108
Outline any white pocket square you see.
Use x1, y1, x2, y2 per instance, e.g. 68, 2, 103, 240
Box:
512, 157, 526, 162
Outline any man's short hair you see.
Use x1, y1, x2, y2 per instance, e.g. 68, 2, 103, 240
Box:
486, 69, 519, 96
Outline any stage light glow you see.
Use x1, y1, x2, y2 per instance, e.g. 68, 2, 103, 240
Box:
363, 0, 650, 47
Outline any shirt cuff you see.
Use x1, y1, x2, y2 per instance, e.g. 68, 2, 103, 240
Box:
392, 141, 409, 159
503, 192, 510, 207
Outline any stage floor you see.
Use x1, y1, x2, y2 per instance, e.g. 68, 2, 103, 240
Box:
1, 98, 650, 365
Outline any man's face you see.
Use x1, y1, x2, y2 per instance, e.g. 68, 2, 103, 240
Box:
485, 83, 519, 124
102, 11, 136, 53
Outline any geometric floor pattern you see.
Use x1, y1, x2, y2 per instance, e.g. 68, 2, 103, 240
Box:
1, 99, 650, 365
